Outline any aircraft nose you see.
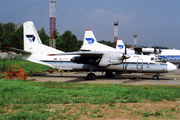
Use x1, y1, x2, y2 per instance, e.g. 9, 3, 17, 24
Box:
167, 62, 177, 72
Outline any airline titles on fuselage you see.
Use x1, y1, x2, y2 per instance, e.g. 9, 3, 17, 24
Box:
53, 58, 69, 61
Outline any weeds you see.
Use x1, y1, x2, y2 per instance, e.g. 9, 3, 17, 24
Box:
92, 107, 100, 114
119, 105, 131, 111
166, 113, 179, 119
143, 111, 161, 117
61, 107, 70, 113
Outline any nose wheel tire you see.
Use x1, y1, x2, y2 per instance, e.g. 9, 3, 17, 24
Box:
86, 73, 96, 80
153, 75, 159, 80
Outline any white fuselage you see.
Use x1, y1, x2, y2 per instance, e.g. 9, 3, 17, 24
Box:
141, 48, 180, 64
156, 49, 180, 64
22, 53, 176, 73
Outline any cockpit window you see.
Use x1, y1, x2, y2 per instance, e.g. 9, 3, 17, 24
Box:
155, 58, 158, 61
158, 57, 162, 60
151, 57, 154, 61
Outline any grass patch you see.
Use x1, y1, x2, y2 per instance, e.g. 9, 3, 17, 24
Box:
0, 59, 57, 78
0, 80, 180, 105
0, 80, 180, 119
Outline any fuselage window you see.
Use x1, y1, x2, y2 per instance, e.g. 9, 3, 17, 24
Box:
151, 57, 154, 61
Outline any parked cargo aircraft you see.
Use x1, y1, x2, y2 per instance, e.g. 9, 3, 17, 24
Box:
80, 31, 135, 54
126, 46, 180, 65
79, 29, 177, 79
80, 29, 118, 52
140, 48, 180, 65
115, 39, 180, 65
115, 39, 135, 55
5, 21, 177, 80
53, 28, 176, 79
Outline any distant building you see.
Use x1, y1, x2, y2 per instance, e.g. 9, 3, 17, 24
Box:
0, 52, 16, 59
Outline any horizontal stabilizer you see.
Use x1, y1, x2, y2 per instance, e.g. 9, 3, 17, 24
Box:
4, 47, 32, 54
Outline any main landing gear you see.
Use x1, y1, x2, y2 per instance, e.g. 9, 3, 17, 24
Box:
153, 74, 159, 80
86, 73, 96, 80
86, 66, 96, 80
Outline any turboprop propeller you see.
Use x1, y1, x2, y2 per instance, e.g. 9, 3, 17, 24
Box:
154, 46, 162, 55
121, 46, 130, 62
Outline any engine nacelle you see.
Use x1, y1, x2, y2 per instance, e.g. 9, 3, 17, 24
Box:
142, 48, 160, 54
98, 52, 124, 67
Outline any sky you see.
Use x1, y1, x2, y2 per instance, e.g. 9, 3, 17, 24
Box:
1, 0, 180, 49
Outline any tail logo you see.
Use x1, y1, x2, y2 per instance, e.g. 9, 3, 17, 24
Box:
26, 35, 35, 42
85, 38, 94, 44
117, 45, 124, 49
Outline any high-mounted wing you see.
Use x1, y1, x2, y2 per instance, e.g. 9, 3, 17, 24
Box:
48, 51, 103, 56
49, 51, 130, 67
49, 51, 104, 66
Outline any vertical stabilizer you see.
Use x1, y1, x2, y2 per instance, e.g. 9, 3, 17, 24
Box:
80, 29, 117, 51
80, 29, 98, 51
116, 39, 125, 52
23, 21, 63, 54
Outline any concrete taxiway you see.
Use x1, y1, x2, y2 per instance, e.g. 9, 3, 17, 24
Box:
29, 69, 180, 85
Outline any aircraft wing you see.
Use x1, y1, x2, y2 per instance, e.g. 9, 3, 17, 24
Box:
4, 47, 32, 54
48, 51, 128, 67
48, 51, 104, 57
49, 51, 104, 66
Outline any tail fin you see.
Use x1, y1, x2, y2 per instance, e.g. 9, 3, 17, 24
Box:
80, 29, 117, 51
23, 21, 63, 54
116, 39, 125, 52
80, 29, 97, 51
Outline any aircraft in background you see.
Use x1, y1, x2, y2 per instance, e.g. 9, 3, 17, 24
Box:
5, 21, 177, 80
133, 47, 180, 65
78, 29, 176, 79
115, 39, 180, 66
156, 49, 180, 65
115, 39, 135, 55
80, 29, 118, 52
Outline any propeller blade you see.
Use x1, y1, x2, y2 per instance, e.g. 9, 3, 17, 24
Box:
159, 47, 162, 56
154, 46, 156, 54
125, 46, 127, 54
121, 46, 130, 63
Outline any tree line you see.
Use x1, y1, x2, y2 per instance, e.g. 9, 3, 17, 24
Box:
0, 22, 168, 52
0, 22, 82, 52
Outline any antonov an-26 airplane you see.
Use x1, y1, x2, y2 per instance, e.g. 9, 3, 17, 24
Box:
140, 48, 180, 65
79, 29, 177, 79
115, 39, 180, 65
5, 21, 177, 80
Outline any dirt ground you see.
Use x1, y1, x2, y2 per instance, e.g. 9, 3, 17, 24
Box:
48, 100, 180, 119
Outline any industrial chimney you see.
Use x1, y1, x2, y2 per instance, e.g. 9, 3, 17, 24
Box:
114, 21, 118, 48
134, 34, 137, 47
